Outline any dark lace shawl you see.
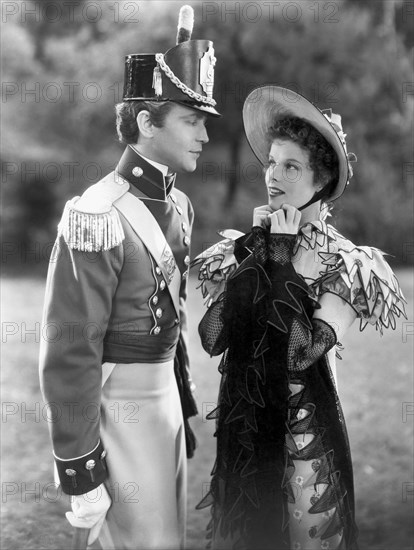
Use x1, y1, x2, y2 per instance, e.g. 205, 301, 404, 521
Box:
193, 222, 406, 549
195, 227, 363, 550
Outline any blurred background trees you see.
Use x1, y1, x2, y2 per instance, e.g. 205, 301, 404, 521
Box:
1, 0, 413, 271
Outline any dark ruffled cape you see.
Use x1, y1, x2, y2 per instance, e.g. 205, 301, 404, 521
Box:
196, 231, 359, 550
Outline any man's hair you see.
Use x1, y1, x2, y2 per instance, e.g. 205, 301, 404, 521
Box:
268, 116, 339, 196
115, 101, 175, 144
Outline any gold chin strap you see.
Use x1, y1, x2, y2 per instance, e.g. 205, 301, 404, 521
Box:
154, 53, 217, 107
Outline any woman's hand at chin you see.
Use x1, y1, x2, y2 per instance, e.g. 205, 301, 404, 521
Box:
253, 205, 274, 229
269, 204, 301, 234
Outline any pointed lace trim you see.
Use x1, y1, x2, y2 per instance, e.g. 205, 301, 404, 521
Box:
297, 221, 407, 333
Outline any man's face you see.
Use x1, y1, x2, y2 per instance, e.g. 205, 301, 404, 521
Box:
146, 103, 209, 173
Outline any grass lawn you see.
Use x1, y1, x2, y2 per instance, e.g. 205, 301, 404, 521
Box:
1, 270, 413, 550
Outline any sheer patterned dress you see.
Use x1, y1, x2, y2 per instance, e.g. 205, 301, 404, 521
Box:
192, 220, 406, 550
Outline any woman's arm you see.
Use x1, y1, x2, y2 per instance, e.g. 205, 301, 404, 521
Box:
313, 291, 357, 342
198, 295, 229, 356
286, 291, 357, 372
265, 205, 357, 372
194, 236, 240, 357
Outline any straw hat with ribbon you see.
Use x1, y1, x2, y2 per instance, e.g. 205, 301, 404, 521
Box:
243, 86, 357, 207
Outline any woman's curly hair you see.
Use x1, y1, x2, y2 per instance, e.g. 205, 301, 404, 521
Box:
268, 116, 339, 197
115, 101, 175, 144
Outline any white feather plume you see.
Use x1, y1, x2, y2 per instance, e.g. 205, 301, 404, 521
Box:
176, 5, 194, 44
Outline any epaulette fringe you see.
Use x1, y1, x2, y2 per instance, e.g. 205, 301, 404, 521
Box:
58, 200, 125, 252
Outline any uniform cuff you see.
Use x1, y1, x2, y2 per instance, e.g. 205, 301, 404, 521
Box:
55, 440, 108, 495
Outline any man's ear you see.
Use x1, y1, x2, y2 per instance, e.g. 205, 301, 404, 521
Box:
136, 110, 154, 139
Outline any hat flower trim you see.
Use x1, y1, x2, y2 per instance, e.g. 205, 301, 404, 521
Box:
154, 52, 217, 107
322, 109, 357, 181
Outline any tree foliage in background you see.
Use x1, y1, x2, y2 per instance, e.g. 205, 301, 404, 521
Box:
1, 0, 413, 266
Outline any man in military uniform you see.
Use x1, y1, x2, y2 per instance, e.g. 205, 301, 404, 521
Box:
39, 7, 219, 549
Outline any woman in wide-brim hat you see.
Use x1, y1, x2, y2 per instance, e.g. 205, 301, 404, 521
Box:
193, 86, 406, 550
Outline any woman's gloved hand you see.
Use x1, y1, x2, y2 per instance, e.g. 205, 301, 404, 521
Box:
268, 204, 301, 235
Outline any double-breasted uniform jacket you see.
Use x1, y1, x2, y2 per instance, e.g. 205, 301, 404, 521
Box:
39, 145, 195, 495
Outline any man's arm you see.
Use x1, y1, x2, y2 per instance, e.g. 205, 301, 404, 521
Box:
39, 234, 123, 494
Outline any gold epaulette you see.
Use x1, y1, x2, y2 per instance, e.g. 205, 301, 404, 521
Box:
58, 198, 125, 252
57, 174, 128, 252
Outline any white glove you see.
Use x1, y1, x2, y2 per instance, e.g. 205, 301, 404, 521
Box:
65, 484, 111, 545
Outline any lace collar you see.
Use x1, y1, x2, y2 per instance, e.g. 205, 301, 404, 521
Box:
296, 220, 336, 253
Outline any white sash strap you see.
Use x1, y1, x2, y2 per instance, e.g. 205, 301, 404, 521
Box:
114, 191, 182, 320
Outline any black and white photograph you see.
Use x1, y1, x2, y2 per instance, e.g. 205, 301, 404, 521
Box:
1, 1, 413, 549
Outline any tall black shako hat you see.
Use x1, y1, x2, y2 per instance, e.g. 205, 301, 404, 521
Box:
123, 5, 220, 117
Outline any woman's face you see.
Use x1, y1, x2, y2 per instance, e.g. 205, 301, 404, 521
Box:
264, 140, 320, 210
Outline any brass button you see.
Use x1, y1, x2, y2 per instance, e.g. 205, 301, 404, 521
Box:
176, 206, 183, 215
65, 469, 76, 477
174, 318, 180, 325
184, 255, 190, 266
132, 166, 143, 177
155, 267, 162, 275
160, 280, 166, 290
152, 296, 159, 305
183, 236, 190, 246
85, 459, 96, 471
181, 222, 188, 232
182, 270, 188, 280
154, 326, 161, 335
155, 308, 163, 319
170, 194, 177, 203
100, 450, 107, 460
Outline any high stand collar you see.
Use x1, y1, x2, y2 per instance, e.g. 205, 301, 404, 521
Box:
116, 146, 176, 201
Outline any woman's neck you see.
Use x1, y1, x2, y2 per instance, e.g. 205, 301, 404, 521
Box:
299, 200, 322, 227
